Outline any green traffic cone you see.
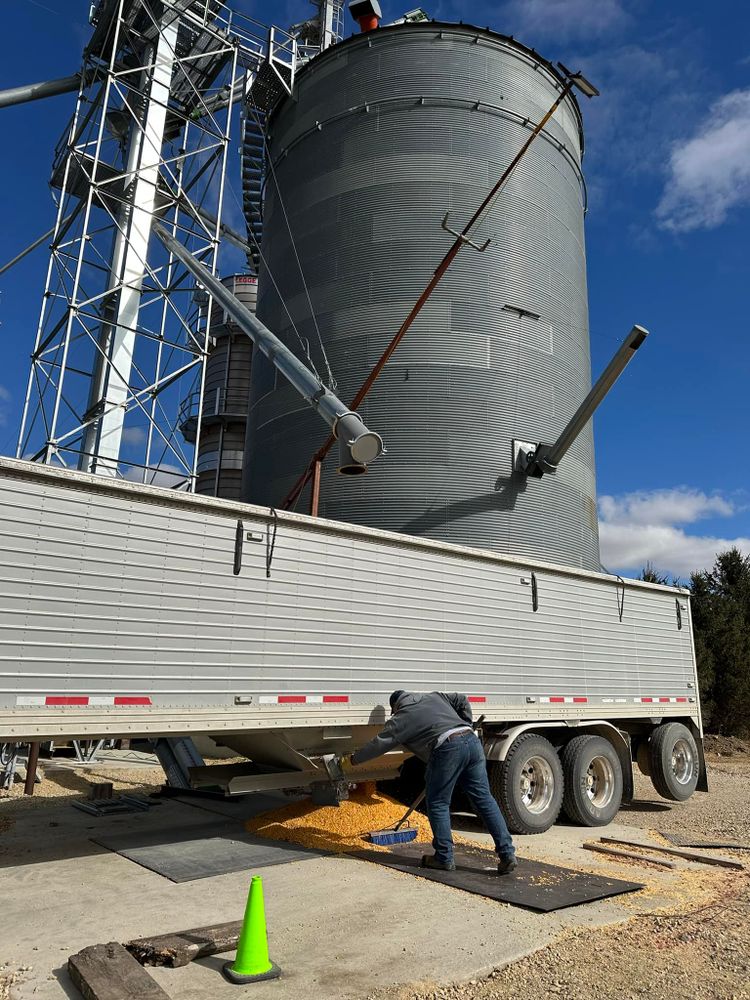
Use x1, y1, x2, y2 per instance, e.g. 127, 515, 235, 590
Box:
223, 875, 282, 985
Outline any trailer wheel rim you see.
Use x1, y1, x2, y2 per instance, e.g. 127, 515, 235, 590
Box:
585, 755, 615, 808
671, 739, 694, 785
519, 755, 555, 814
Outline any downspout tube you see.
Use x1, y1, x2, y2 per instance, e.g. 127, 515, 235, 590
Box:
152, 224, 384, 471
0, 74, 81, 110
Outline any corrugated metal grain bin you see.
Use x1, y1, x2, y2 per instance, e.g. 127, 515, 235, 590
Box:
243, 22, 599, 571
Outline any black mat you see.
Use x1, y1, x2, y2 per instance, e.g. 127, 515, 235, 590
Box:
92, 819, 323, 882
661, 831, 750, 851
353, 843, 643, 912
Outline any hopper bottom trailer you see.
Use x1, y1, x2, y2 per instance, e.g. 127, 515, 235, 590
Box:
0, 457, 706, 833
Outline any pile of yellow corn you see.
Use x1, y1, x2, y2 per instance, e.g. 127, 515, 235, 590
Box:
245, 783, 435, 853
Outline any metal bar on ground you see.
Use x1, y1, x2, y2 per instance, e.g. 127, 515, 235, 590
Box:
600, 837, 744, 870
583, 842, 676, 869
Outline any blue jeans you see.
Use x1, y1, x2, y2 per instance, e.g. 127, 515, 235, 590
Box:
425, 731, 515, 865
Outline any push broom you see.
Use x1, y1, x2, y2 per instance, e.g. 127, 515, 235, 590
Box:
366, 788, 425, 846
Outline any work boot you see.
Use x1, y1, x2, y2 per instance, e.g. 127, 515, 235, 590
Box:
496, 854, 518, 875
420, 854, 456, 871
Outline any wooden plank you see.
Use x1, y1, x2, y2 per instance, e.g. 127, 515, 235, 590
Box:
68, 942, 170, 1000
126, 921, 242, 968
600, 837, 745, 870
583, 842, 676, 869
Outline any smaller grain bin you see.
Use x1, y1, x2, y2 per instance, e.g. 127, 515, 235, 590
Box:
194, 275, 256, 499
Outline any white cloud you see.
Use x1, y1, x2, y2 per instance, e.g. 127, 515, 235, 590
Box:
656, 88, 750, 232
123, 462, 188, 490
599, 488, 734, 527
498, 0, 629, 41
599, 487, 750, 577
120, 426, 147, 447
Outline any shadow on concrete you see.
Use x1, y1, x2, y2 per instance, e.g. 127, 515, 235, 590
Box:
51, 962, 82, 1000
0, 794, 288, 870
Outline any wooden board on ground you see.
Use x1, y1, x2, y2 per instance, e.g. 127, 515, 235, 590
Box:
127, 921, 243, 968
68, 942, 170, 1000
353, 843, 643, 912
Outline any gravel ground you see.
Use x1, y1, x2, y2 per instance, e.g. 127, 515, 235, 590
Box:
0, 759, 163, 823
370, 743, 750, 1000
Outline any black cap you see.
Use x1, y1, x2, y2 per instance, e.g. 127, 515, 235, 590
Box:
389, 690, 405, 712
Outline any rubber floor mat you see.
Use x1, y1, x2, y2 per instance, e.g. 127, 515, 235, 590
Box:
353, 842, 643, 912
661, 831, 750, 851
92, 820, 324, 882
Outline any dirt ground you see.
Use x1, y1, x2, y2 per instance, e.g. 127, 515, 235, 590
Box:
370, 740, 750, 1000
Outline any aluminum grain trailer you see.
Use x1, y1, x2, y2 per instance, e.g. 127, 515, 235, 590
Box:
0, 457, 706, 832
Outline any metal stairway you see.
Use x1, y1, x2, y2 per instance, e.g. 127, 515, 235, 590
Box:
241, 25, 297, 271
241, 105, 267, 272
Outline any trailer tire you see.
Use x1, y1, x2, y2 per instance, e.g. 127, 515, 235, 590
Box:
561, 735, 623, 827
488, 733, 563, 835
649, 723, 699, 801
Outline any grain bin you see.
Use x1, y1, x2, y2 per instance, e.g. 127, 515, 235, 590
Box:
193, 275, 256, 499
242, 21, 600, 571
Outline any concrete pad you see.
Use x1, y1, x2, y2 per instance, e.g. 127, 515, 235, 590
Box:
1, 797, 723, 1000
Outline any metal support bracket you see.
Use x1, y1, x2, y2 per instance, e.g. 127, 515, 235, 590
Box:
441, 213, 490, 251
512, 439, 550, 477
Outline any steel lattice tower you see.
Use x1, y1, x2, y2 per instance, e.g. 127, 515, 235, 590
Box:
16, 0, 258, 486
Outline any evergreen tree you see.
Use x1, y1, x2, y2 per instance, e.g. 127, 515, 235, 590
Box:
689, 548, 750, 736
638, 562, 671, 585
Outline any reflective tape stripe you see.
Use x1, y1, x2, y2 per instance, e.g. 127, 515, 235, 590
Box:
258, 695, 350, 705
16, 695, 152, 707
539, 696, 588, 704
634, 697, 690, 704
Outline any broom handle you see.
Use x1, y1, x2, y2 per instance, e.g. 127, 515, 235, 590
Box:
394, 789, 426, 831
394, 714, 486, 830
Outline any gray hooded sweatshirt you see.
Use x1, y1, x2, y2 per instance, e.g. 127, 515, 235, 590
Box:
350, 691, 473, 765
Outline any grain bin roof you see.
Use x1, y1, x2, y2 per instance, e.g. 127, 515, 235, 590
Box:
280, 19, 586, 157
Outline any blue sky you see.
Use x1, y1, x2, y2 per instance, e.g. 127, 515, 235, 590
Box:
1, 0, 749, 578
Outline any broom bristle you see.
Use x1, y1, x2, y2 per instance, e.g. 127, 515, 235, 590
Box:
366, 826, 419, 846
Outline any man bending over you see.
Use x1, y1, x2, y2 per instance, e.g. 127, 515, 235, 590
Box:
338, 690, 516, 873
